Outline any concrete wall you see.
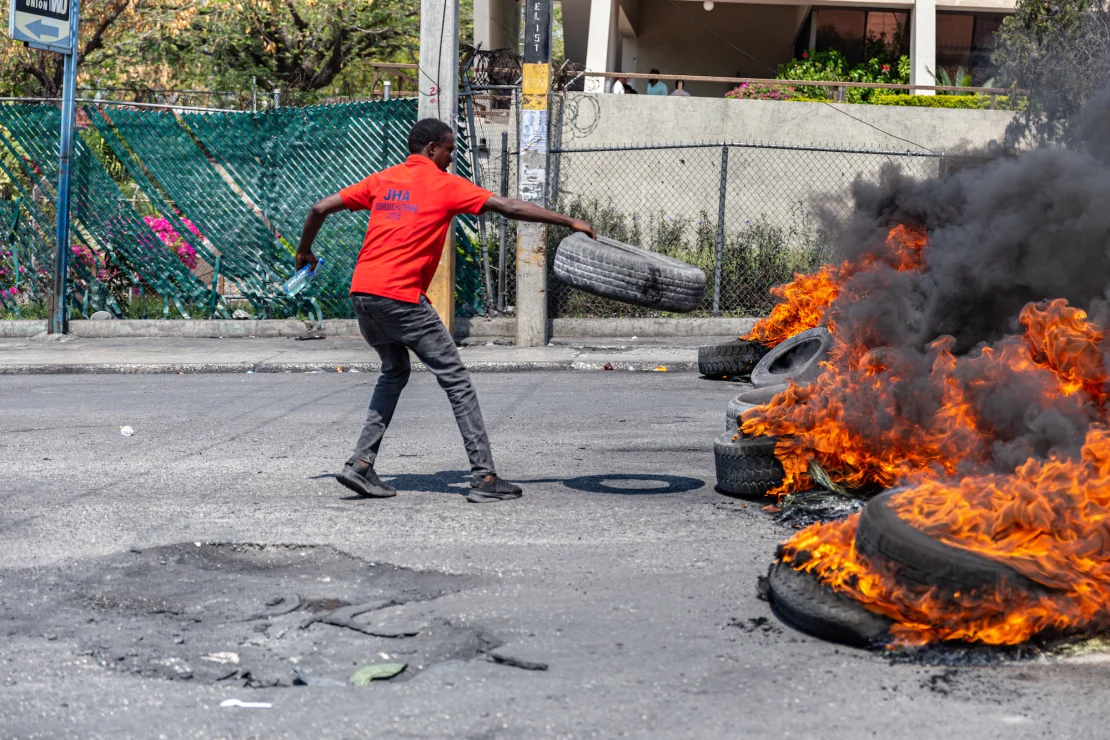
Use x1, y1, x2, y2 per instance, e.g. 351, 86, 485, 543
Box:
547, 95, 1013, 245
557, 93, 1013, 148
472, 95, 1012, 242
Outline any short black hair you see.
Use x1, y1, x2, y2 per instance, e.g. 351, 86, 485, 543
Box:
408, 118, 453, 154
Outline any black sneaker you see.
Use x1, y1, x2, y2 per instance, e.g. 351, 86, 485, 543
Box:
467, 475, 523, 503
336, 458, 397, 498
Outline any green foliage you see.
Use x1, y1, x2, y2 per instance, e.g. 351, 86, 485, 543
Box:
777, 49, 910, 103
872, 93, 1021, 110
725, 83, 798, 101
993, 0, 1109, 145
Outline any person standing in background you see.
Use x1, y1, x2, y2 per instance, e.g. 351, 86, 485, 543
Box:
646, 71, 668, 96
669, 80, 691, 97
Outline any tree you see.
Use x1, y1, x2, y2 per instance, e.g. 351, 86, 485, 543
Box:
0, 0, 199, 96
149, 0, 422, 95
994, 0, 1110, 145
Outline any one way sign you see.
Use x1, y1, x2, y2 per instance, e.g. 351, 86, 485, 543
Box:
9, 0, 72, 53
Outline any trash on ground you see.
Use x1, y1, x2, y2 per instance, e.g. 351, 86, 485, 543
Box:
219, 698, 272, 709
294, 333, 326, 341
89, 310, 114, 320
653, 366, 667, 372
119, 426, 134, 437
487, 652, 549, 671
603, 362, 613, 371
201, 652, 240, 665
292, 665, 348, 687
231, 309, 252, 320
350, 662, 407, 685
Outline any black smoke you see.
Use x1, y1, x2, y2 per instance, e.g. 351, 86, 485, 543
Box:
808, 89, 1110, 471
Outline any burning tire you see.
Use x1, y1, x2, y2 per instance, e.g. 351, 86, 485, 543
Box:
554, 234, 707, 313
725, 383, 789, 431
763, 561, 892, 648
699, 339, 768, 378
854, 491, 1052, 594
714, 431, 784, 497
750, 327, 833, 389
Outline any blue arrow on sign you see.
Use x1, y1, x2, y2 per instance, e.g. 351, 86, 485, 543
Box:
25, 18, 61, 39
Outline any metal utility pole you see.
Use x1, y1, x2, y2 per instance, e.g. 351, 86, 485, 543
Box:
418, 0, 461, 331
10, 0, 81, 334
516, 0, 553, 347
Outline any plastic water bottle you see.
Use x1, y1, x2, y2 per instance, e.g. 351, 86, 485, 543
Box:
281, 258, 323, 297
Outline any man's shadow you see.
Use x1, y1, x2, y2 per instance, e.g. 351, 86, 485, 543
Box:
326, 470, 705, 498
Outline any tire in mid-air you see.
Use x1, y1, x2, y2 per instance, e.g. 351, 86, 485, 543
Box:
699, 339, 768, 379
750, 327, 834, 389
713, 431, 784, 498
554, 233, 706, 313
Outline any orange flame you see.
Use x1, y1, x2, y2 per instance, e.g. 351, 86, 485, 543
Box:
744, 225, 926, 347
766, 297, 1110, 646
744, 299, 1106, 497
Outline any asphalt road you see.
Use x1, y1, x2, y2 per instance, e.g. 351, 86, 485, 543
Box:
0, 373, 1103, 739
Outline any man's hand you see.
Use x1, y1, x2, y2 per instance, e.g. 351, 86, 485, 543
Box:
569, 219, 596, 239
295, 250, 319, 271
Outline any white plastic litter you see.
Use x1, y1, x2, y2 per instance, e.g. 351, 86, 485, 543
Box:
202, 652, 240, 665
120, 426, 134, 437
220, 699, 271, 709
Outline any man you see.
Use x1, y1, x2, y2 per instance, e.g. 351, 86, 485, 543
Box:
646, 70, 668, 96
295, 119, 594, 504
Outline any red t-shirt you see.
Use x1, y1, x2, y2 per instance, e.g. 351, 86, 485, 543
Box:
340, 155, 492, 303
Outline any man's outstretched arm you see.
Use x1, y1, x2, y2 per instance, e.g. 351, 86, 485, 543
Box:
295, 193, 348, 270
481, 196, 595, 239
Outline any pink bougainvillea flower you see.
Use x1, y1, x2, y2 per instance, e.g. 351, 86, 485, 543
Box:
882, 64, 890, 72
801, 51, 808, 59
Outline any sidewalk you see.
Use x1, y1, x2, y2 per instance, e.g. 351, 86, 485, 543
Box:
0, 335, 726, 374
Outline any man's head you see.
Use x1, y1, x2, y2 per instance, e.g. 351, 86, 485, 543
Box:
408, 118, 455, 171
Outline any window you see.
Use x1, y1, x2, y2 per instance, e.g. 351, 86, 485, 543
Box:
810, 8, 909, 67
936, 12, 1007, 85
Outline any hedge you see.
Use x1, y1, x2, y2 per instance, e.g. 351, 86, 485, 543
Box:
870, 94, 1020, 110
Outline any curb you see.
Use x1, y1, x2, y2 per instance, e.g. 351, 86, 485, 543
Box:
0, 361, 699, 375
0, 316, 756, 340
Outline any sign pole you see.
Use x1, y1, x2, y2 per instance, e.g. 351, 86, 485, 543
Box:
50, 0, 79, 334
515, 0, 553, 348
417, 0, 460, 332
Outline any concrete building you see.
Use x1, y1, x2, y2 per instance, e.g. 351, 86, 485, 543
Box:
475, 0, 1015, 98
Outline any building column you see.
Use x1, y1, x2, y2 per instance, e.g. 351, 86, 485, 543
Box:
910, 0, 936, 95
584, 0, 618, 92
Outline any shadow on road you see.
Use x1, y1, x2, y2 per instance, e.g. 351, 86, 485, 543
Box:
340, 470, 707, 496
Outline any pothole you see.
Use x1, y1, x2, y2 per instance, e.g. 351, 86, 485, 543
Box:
1, 543, 498, 687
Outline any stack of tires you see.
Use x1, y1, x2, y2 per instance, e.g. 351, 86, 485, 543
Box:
713, 327, 834, 499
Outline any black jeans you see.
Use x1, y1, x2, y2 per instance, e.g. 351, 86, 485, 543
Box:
351, 293, 495, 477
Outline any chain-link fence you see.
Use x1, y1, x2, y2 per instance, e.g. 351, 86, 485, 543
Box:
0, 97, 490, 320
544, 140, 944, 318
2, 81, 962, 324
